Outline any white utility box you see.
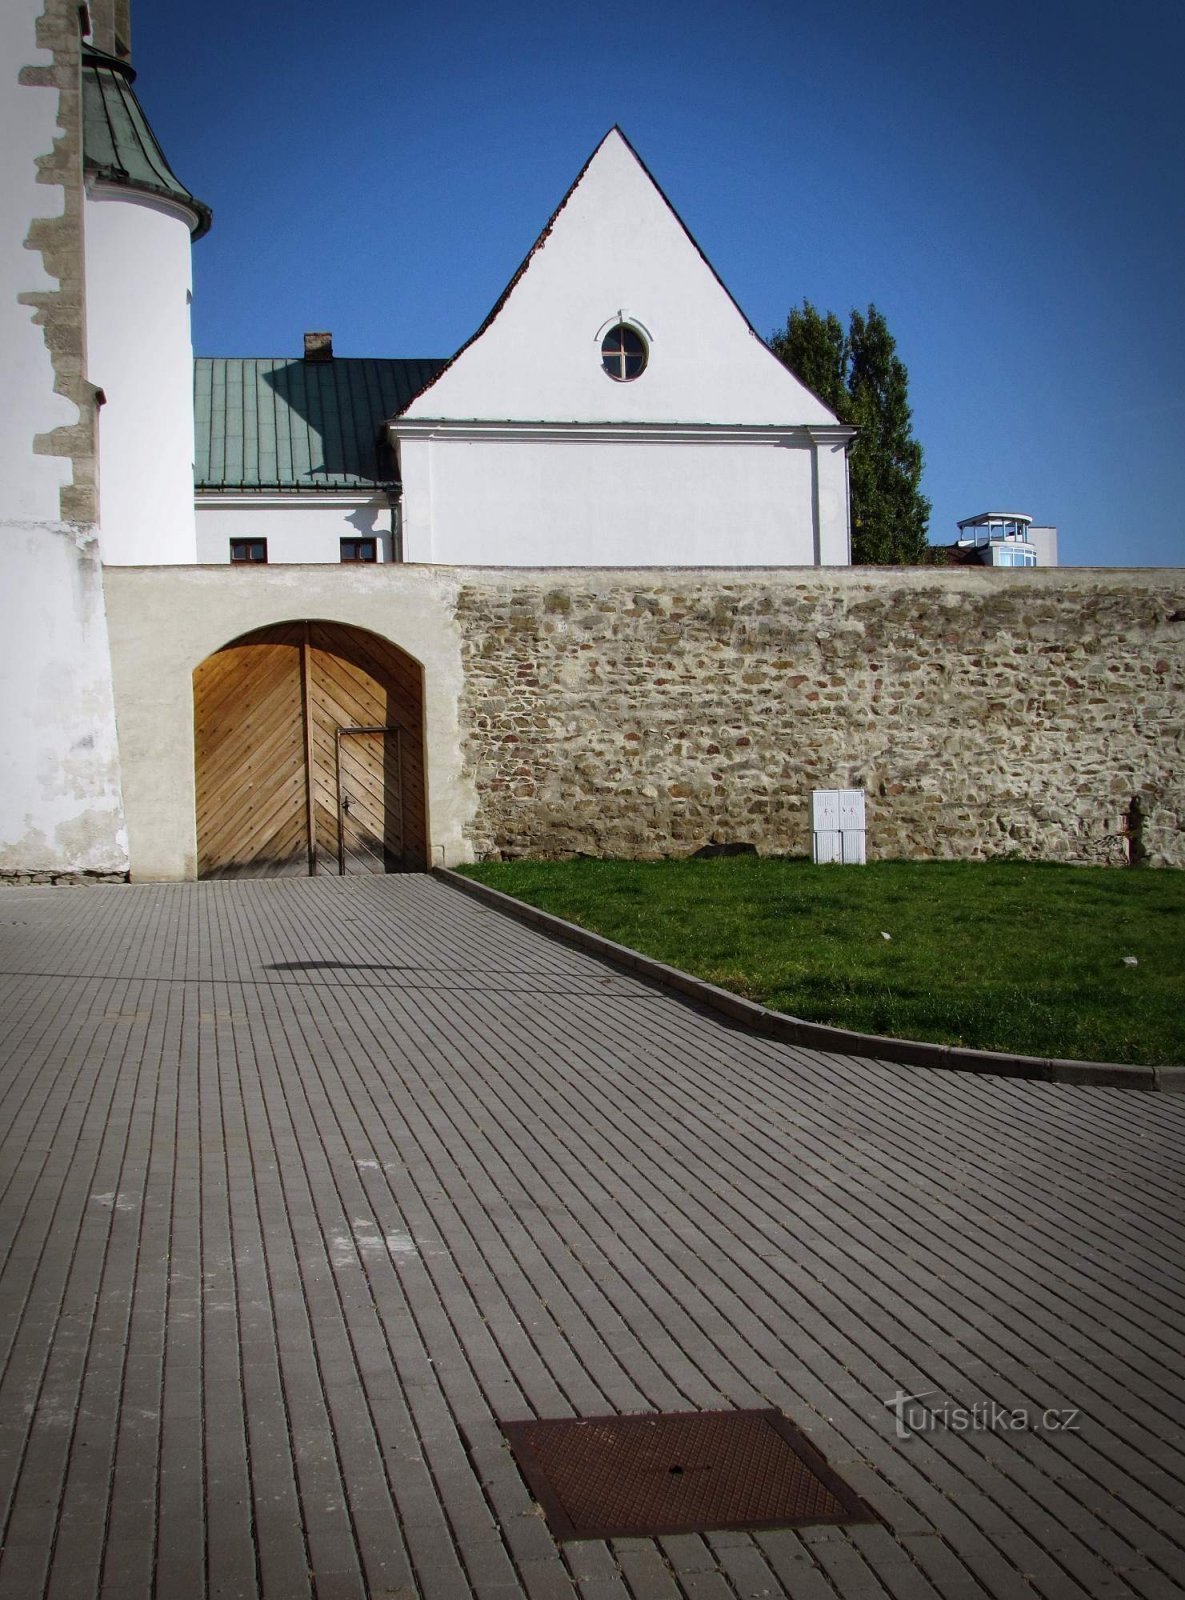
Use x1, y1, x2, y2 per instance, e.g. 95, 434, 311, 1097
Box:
812, 788, 866, 865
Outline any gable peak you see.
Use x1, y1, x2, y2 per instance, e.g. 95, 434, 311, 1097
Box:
396, 126, 840, 427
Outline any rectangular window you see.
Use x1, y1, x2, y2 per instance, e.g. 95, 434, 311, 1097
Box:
230, 539, 267, 563
340, 537, 377, 563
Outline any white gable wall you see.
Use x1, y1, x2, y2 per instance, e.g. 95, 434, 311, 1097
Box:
394, 131, 851, 567
401, 132, 835, 427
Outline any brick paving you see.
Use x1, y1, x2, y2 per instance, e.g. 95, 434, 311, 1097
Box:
0, 874, 1182, 1600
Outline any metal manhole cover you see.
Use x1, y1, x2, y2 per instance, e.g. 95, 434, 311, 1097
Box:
499, 1408, 877, 1541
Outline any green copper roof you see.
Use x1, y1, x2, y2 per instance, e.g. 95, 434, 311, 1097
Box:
194, 357, 448, 492
82, 47, 212, 238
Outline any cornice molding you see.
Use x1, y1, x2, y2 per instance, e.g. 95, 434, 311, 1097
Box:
390, 419, 857, 447
194, 493, 382, 510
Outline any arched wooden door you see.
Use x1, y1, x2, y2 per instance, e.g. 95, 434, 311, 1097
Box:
194, 621, 427, 878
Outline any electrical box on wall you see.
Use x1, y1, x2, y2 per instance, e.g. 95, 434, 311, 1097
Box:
812, 789, 866, 865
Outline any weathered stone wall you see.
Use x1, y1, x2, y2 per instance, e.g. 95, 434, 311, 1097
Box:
20, 0, 101, 522
455, 566, 1185, 868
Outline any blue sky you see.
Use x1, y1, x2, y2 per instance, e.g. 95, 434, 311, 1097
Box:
136, 0, 1184, 566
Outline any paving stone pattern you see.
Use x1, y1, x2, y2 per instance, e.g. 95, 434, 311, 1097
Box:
0, 876, 1182, 1599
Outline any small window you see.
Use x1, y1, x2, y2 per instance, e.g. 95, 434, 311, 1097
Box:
230, 539, 267, 563
601, 323, 648, 382
340, 538, 377, 563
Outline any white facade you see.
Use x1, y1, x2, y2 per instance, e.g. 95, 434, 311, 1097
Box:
953, 511, 1059, 569
393, 130, 852, 567
85, 185, 199, 563
0, 527, 128, 875
398, 429, 850, 566
196, 495, 395, 564
0, 0, 128, 878
1028, 525, 1059, 567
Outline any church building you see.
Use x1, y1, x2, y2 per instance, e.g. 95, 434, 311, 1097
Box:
193, 134, 854, 570
4, 0, 1181, 883
1, 0, 853, 884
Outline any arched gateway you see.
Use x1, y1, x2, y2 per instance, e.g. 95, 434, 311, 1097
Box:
194, 621, 427, 878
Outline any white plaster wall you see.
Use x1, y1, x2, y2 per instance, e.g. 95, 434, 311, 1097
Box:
103, 565, 473, 881
1029, 526, 1059, 567
0, 525, 128, 876
816, 438, 851, 566
400, 435, 818, 565
84, 187, 197, 563
403, 131, 838, 429
195, 496, 393, 563
0, 1, 127, 876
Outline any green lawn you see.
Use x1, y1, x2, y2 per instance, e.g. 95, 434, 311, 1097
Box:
456, 856, 1185, 1066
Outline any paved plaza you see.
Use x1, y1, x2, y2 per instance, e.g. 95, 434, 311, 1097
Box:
0, 875, 1182, 1599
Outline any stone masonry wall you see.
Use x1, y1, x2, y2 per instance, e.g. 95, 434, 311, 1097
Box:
455, 566, 1185, 868
21, 0, 100, 522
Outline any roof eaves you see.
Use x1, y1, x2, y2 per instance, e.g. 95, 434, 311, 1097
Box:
194, 482, 386, 494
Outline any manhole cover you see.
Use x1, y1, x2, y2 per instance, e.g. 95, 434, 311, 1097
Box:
499, 1408, 876, 1541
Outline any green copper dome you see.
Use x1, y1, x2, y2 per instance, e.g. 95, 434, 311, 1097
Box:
81, 47, 211, 239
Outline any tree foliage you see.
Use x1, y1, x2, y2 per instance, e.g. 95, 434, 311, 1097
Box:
770, 301, 931, 564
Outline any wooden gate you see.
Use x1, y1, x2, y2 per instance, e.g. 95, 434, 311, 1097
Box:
194, 621, 426, 879
335, 726, 404, 874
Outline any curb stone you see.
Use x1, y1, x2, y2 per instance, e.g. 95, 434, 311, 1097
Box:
435, 867, 1180, 1092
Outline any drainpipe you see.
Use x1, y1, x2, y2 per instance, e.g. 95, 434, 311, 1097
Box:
387, 487, 404, 563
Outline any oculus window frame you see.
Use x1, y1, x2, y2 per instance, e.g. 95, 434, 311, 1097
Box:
600, 321, 649, 383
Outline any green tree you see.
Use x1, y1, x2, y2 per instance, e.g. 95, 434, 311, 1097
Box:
770, 301, 931, 564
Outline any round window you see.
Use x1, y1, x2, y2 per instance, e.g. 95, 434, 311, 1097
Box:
601, 323, 648, 381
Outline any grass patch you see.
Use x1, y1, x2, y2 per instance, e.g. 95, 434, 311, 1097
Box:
456, 856, 1185, 1066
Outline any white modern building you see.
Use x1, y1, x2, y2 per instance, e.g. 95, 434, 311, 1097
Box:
949, 511, 1059, 568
